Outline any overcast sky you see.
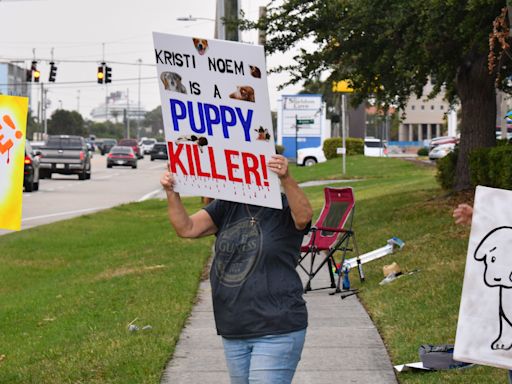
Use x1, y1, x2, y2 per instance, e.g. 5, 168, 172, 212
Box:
0, 0, 305, 121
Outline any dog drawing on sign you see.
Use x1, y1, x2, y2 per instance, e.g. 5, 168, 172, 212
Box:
229, 86, 255, 103
192, 38, 209, 55
474, 226, 512, 351
160, 72, 187, 94
254, 127, 270, 141
249, 65, 261, 78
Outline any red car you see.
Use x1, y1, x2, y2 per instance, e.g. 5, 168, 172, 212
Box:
118, 138, 143, 159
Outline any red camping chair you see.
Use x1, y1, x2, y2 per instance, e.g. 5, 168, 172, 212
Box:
299, 187, 360, 293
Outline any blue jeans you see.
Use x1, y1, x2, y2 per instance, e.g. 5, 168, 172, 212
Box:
222, 328, 307, 384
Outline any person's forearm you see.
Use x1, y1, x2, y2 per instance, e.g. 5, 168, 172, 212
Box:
280, 175, 313, 229
166, 190, 195, 237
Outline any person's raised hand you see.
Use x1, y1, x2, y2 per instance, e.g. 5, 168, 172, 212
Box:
160, 171, 176, 193
453, 203, 473, 226
267, 155, 289, 179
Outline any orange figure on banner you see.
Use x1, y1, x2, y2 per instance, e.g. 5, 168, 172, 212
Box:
0, 95, 29, 231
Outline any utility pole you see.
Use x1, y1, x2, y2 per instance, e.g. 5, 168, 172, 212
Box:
137, 58, 142, 140
126, 88, 130, 139
103, 43, 109, 122
76, 90, 80, 113
216, 0, 239, 41
43, 87, 48, 136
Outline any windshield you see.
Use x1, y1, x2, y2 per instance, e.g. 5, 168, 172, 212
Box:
45, 137, 83, 149
111, 147, 132, 154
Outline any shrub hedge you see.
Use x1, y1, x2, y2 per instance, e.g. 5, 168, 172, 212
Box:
417, 147, 429, 156
323, 137, 364, 159
436, 148, 458, 190
437, 144, 512, 190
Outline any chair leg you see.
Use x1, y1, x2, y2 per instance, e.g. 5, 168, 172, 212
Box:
326, 256, 336, 288
351, 234, 365, 282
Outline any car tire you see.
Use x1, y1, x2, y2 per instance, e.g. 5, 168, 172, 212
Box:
304, 157, 317, 167
33, 181, 39, 191
39, 170, 50, 179
132, 165, 137, 169
78, 168, 87, 180
24, 181, 34, 192
150, 157, 154, 161
107, 164, 112, 168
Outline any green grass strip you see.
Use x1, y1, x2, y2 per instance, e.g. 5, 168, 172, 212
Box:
0, 156, 509, 383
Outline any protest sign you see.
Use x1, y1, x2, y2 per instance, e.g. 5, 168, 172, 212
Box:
153, 33, 282, 209
454, 186, 512, 369
0, 95, 28, 231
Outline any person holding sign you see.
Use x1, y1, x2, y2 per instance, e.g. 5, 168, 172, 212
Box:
161, 154, 312, 384
453, 202, 512, 384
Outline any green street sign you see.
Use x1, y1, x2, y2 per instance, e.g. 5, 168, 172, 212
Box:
296, 119, 314, 125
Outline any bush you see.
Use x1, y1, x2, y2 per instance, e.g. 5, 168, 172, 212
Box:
275, 144, 285, 155
323, 137, 364, 159
417, 147, 429, 156
469, 148, 492, 187
436, 148, 458, 190
439, 144, 512, 191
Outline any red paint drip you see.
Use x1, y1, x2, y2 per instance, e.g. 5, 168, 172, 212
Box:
260, 154, 269, 186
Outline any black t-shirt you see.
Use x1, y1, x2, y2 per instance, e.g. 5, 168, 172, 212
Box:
203, 195, 308, 338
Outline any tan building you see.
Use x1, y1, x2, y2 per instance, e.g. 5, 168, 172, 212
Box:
398, 81, 449, 142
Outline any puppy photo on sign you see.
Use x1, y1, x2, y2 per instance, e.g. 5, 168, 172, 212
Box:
192, 37, 209, 55
229, 86, 255, 102
160, 71, 187, 94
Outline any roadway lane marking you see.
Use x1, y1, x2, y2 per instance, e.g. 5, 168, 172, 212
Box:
22, 207, 108, 222
138, 188, 163, 202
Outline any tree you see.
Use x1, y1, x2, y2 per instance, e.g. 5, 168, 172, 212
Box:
257, 0, 505, 190
47, 109, 85, 136
143, 106, 164, 136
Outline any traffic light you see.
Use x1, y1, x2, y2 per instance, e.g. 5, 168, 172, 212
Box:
97, 64, 104, 84
49, 62, 57, 82
104, 65, 112, 83
31, 61, 40, 83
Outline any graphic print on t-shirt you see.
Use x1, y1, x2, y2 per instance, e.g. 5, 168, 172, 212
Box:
214, 218, 262, 287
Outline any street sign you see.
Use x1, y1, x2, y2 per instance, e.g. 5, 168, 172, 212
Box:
296, 119, 314, 125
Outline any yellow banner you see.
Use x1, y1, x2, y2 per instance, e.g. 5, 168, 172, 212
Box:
332, 80, 354, 93
0, 95, 28, 231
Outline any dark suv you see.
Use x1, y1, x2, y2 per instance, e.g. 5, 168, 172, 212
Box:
99, 139, 117, 155
23, 141, 41, 192
150, 142, 168, 161
39, 135, 91, 180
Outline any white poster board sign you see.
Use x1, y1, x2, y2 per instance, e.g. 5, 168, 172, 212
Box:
153, 33, 282, 209
454, 185, 512, 369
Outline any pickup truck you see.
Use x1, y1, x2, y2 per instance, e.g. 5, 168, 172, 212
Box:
39, 135, 92, 180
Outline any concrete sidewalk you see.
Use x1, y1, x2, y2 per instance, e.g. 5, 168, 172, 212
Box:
161, 257, 398, 384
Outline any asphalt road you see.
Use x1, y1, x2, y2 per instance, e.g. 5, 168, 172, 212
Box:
1, 152, 169, 235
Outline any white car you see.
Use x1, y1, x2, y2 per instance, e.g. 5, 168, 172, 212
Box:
296, 146, 327, 166
139, 138, 157, 154
428, 143, 455, 160
364, 137, 387, 157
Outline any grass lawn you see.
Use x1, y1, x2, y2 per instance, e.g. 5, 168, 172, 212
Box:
0, 155, 508, 383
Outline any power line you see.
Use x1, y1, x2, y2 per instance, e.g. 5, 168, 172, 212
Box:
0, 76, 157, 87
0, 57, 156, 66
